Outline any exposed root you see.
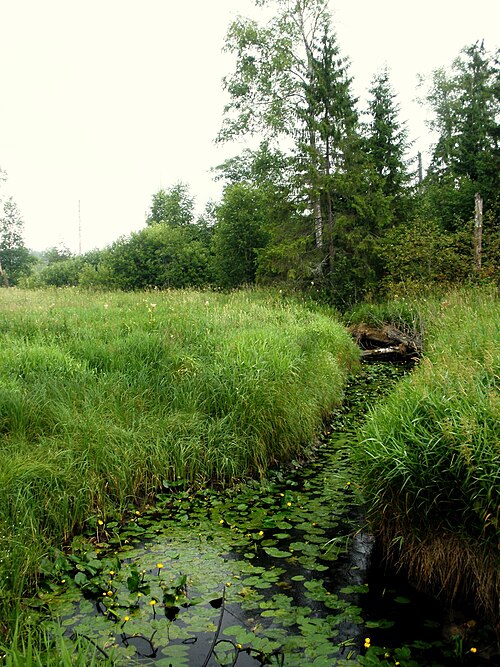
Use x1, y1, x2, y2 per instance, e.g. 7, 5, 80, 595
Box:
374, 515, 500, 630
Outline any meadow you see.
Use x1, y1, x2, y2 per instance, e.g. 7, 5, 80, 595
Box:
0, 287, 359, 630
357, 287, 499, 621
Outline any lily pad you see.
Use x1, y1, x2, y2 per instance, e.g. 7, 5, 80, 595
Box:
262, 547, 292, 558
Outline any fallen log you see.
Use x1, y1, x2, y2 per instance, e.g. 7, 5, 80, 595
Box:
349, 323, 421, 362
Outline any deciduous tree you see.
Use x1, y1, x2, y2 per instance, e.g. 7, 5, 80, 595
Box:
211, 183, 270, 288
146, 182, 195, 227
0, 182, 34, 285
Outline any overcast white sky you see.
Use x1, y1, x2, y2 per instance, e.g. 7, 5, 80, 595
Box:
0, 0, 498, 253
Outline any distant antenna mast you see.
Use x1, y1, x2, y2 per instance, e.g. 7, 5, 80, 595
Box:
78, 200, 82, 255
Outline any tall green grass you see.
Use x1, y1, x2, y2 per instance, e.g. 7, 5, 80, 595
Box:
0, 287, 358, 620
357, 287, 499, 617
0, 622, 114, 666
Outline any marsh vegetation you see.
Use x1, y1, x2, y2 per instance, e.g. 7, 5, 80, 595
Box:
0, 286, 498, 666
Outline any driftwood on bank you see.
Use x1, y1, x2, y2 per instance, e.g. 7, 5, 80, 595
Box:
349, 323, 421, 362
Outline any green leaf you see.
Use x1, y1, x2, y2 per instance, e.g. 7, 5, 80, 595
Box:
263, 547, 292, 558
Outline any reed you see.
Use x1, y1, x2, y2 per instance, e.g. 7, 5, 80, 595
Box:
0, 620, 114, 666
357, 287, 499, 619
0, 287, 359, 621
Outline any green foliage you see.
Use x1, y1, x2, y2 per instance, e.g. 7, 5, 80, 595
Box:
0, 623, 115, 666
146, 182, 194, 227
0, 195, 35, 286
37, 257, 84, 287
215, 140, 290, 190
380, 217, 472, 287
211, 183, 270, 288
421, 41, 499, 230
42, 245, 74, 265
365, 68, 415, 223
15, 363, 398, 666
103, 224, 211, 290
218, 3, 409, 307
357, 287, 499, 610
31, 225, 213, 291
219, 1, 333, 141
0, 287, 358, 620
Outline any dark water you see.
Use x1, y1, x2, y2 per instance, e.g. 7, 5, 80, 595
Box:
40, 364, 494, 666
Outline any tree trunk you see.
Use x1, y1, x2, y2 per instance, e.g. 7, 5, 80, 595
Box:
0, 261, 9, 287
474, 192, 483, 272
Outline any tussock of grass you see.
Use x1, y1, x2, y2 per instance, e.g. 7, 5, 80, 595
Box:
0, 621, 113, 666
0, 287, 358, 610
357, 287, 499, 619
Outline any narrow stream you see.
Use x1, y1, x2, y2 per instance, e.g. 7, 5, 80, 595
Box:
36, 364, 486, 666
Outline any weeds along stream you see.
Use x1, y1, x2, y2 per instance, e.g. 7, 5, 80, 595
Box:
30, 364, 486, 666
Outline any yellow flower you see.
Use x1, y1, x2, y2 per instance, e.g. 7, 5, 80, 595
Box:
123, 616, 130, 622
236, 643, 242, 649
157, 563, 164, 569
107, 591, 113, 597
258, 530, 264, 536
137, 592, 142, 597
364, 638, 371, 644
98, 519, 104, 526
149, 599, 157, 606
219, 519, 224, 524
286, 502, 292, 507
470, 647, 477, 653
109, 570, 115, 576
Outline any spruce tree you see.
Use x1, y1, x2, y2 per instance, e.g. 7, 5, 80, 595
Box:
423, 42, 499, 230
365, 68, 414, 224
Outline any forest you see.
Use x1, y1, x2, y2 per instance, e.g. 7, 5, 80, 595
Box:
0, 1, 498, 305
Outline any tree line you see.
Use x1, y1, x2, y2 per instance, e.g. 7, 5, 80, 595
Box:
1, 0, 498, 307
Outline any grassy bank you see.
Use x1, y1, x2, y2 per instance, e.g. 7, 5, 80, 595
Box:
357, 287, 499, 620
0, 288, 359, 626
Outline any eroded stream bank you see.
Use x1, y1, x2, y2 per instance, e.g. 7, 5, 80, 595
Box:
34, 364, 486, 666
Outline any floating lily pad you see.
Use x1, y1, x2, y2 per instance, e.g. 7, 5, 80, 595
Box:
262, 547, 292, 558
